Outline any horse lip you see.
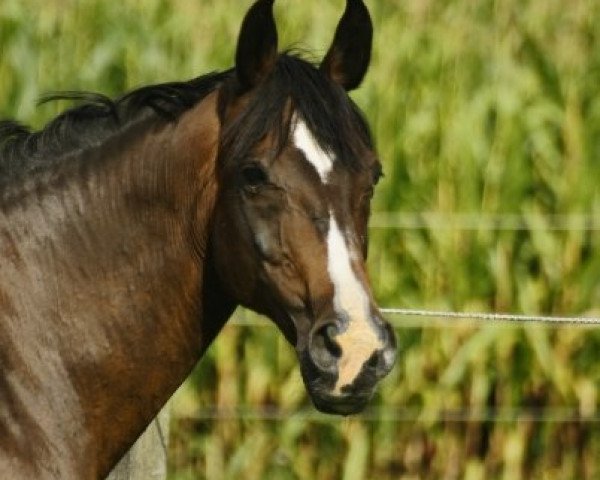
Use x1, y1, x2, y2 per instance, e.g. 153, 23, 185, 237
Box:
304, 372, 374, 415
310, 391, 372, 416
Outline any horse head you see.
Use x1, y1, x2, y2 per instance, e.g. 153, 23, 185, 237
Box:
211, 0, 396, 415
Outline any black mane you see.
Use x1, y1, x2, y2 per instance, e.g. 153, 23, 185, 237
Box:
0, 53, 372, 187
0, 70, 232, 184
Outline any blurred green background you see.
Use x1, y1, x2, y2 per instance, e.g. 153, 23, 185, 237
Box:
2, 0, 600, 478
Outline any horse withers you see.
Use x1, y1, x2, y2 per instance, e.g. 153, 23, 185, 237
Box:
0, 0, 396, 478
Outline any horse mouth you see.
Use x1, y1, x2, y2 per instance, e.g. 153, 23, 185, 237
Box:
309, 390, 373, 416
295, 345, 385, 415
299, 360, 377, 415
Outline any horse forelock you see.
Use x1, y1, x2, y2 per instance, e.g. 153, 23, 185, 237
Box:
219, 53, 374, 172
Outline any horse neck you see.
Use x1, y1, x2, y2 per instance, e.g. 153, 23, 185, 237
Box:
0, 92, 235, 478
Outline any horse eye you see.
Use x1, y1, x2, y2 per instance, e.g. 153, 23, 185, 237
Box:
241, 164, 268, 188
312, 216, 329, 235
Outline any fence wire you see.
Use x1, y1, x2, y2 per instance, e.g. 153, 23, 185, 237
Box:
369, 212, 600, 231
174, 407, 600, 423
229, 309, 600, 328
382, 308, 600, 326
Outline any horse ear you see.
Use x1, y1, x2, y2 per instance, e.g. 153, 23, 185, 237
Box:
320, 0, 373, 91
235, 0, 278, 90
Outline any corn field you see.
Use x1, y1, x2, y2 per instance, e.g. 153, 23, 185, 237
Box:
1, 0, 600, 479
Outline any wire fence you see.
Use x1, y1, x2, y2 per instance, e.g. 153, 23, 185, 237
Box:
382, 308, 600, 325
369, 212, 600, 231
188, 311, 600, 424
229, 308, 600, 328
175, 212, 600, 424
173, 407, 600, 423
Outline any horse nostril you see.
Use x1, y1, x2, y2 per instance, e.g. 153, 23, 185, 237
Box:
381, 321, 396, 346
367, 354, 379, 369
370, 321, 397, 378
365, 346, 396, 380
382, 345, 396, 372
309, 323, 341, 373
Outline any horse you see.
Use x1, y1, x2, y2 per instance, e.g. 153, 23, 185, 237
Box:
0, 0, 396, 478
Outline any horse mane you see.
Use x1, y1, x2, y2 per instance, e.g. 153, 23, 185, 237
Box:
0, 70, 232, 184
0, 53, 373, 188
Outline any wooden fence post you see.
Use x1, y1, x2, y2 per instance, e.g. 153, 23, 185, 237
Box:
107, 408, 170, 480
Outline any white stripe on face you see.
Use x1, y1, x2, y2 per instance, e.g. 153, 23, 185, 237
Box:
327, 213, 383, 394
292, 116, 381, 392
292, 117, 334, 183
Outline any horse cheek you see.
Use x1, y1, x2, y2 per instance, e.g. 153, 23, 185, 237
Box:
211, 208, 258, 307
263, 261, 305, 312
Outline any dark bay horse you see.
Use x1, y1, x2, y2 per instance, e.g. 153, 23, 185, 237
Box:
0, 0, 396, 478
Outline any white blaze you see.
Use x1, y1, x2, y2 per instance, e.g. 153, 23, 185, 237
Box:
292, 115, 383, 394
292, 117, 334, 183
327, 214, 383, 394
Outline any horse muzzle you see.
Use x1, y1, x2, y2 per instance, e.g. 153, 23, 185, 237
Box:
298, 315, 397, 415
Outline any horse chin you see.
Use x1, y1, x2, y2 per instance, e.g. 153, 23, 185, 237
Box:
297, 351, 375, 416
